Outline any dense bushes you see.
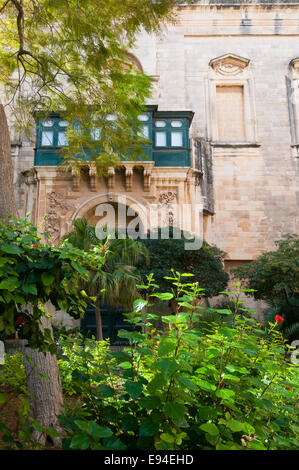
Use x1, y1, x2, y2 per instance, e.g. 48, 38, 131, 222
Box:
234, 235, 299, 341
138, 227, 229, 298
57, 275, 299, 450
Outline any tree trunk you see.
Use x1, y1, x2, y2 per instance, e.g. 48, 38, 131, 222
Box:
0, 104, 18, 219
95, 301, 103, 341
0, 104, 64, 446
22, 316, 64, 446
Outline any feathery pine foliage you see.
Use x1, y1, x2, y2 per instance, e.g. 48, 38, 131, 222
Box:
0, 0, 189, 172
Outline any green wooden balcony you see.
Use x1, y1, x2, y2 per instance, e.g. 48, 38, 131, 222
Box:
34, 106, 194, 168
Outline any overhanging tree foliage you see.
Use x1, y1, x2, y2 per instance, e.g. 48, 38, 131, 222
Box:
0, 0, 188, 172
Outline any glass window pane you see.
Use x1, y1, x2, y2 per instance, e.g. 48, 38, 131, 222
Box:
58, 120, 69, 127
155, 132, 167, 147
91, 128, 101, 140
155, 120, 166, 128
138, 125, 149, 139
106, 114, 117, 121
171, 120, 182, 128
42, 119, 54, 127
41, 131, 54, 146
138, 114, 149, 122
58, 132, 68, 146
171, 132, 183, 147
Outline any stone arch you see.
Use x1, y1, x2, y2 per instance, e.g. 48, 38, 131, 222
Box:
123, 52, 144, 73
61, 192, 150, 238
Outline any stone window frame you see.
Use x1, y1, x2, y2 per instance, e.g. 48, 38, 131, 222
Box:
288, 58, 299, 157
205, 54, 259, 153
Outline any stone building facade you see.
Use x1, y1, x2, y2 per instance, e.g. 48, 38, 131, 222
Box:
10, 1, 299, 320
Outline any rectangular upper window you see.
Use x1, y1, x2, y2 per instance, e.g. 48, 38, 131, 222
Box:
216, 85, 246, 141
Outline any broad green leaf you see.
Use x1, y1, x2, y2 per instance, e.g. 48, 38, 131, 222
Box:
151, 292, 174, 301
70, 433, 90, 450
200, 422, 219, 436
226, 420, 245, 432
158, 337, 176, 356
22, 283, 38, 295
216, 389, 235, 401
197, 406, 219, 420
163, 402, 186, 421
139, 418, 159, 437
0, 278, 19, 291
196, 378, 217, 392
158, 358, 179, 378
41, 271, 55, 286
125, 380, 143, 399
0, 244, 21, 255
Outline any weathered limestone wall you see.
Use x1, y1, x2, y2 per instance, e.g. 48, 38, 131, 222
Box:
131, 3, 299, 261
11, 2, 299, 266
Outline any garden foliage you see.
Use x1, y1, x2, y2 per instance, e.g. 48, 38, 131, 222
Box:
57, 273, 299, 450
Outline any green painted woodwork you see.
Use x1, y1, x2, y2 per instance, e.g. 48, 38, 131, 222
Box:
34, 106, 193, 167
81, 303, 133, 345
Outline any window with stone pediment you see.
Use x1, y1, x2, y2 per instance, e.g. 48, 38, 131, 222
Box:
206, 54, 258, 148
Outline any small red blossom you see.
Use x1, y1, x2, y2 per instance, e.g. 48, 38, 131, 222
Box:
16, 316, 26, 325
31, 244, 39, 248
69, 333, 73, 336
281, 335, 284, 340
275, 315, 284, 323
285, 387, 291, 390
259, 323, 264, 327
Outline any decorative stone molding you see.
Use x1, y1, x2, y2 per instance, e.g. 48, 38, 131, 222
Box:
45, 191, 73, 244
88, 163, 97, 192
209, 54, 250, 76
159, 191, 177, 206
70, 165, 81, 192
108, 167, 115, 191
158, 191, 177, 226
290, 58, 299, 77
125, 164, 134, 192
143, 168, 152, 192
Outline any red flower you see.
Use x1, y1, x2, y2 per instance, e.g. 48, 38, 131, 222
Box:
285, 387, 291, 390
275, 315, 284, 323
31, 244, 39, 248
259, 323, 264, 327
16, 316, 26, 325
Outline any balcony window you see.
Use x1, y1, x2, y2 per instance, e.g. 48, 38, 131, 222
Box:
41, 131, 54, 146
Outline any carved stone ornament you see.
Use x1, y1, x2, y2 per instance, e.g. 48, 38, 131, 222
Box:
158, 191, 177, 226
44, 191, 72, 244
158, 191, 177, 206
290, 58, 299, 77
210, 54, 250, 76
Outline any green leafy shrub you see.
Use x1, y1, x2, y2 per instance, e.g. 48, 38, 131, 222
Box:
234, 234, 299, 341
0, 352, 59, 449
138, 227, 229, 298
58, 274, 299, 450
0, 217, 106, 351
57, 334, 117, 397
0, 351, 26, 394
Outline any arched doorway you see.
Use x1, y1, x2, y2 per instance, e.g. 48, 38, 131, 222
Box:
72, 196, 147, 344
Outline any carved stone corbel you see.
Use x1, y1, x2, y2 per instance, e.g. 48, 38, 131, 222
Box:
89, 163, 97, 192
108, 167, 115, 191
70, 165, 80, 192
125, 164, 134, 192
143, 163, 154, 192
